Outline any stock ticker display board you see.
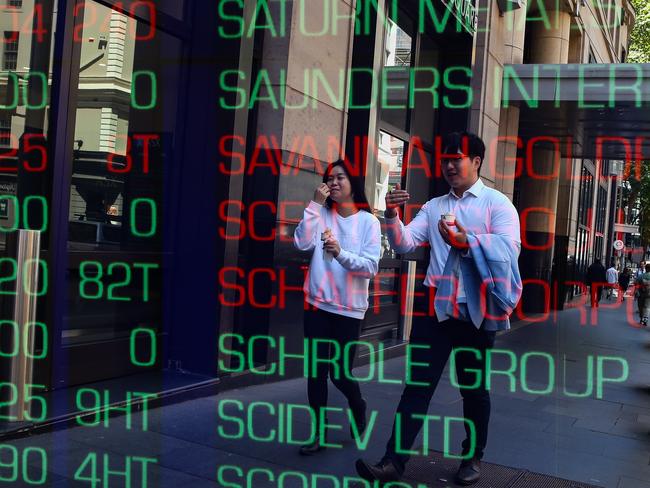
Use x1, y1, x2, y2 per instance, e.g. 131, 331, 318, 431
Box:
0, 0, 648, 487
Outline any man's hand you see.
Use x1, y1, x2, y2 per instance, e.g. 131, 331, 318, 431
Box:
323, 236, 341, 257
384, 183, 410, 218
313, 183, 330, 206
438, 219, 469, 249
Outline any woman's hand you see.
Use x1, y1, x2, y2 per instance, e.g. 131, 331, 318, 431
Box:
313, 183, 331, 206
323, 236, 341, 257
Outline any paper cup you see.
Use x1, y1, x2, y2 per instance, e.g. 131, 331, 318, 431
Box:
442, 213, 456, 226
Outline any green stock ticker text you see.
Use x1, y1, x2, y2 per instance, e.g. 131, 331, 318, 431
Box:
218, 464, 429, 488
219, 333, 629, 400
219, 67, 472, 111
218, 65, 645, 112
217, 0, 623, 38
217, 398, 475, 458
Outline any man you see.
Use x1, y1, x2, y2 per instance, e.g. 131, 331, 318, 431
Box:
355, 132, 522, 486
605, 262, 618, 300
636, 262, 646, 318
636, 263, 650, 326
586, 259, 606, 307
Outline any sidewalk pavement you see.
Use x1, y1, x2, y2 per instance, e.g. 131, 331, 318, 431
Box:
9, 298, 650, 488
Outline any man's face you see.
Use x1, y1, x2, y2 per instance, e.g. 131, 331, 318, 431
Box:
440, 151, 481, 189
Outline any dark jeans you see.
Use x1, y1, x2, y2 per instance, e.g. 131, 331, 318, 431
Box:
590, 284, 603, 307
639, 294, 647, 317
384, 307, 496, 472
303, 307, 365, 428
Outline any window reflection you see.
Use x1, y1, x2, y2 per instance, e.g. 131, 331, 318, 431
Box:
380, 15, 413, 132
376, 130, 405, 215
374, 131, 406, 259
0, 1, 58, 252
384, 17, 412, 68
68, 0, 180, 253
64, 0, 182, 348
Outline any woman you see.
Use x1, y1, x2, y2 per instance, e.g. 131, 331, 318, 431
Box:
293, 160, 381, 455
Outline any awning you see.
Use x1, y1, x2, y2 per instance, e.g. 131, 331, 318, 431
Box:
614, 223, 640, 234
502, 63, 650, 160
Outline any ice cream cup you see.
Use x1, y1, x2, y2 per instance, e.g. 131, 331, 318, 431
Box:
442, 213, 456, 226
322, 230, 334, 261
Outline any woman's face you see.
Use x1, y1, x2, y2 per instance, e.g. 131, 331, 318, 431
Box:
326, 165, 353, 203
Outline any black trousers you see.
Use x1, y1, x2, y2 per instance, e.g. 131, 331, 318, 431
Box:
385, 304, 496, 472
303, 306, 365, 427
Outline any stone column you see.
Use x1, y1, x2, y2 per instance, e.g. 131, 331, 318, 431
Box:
517, 1, 571, 313
496, 1, 528, 198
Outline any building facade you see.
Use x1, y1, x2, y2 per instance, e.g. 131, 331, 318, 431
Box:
217, 0, 638, 373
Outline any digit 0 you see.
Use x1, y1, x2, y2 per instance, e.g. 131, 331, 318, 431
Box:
130, 1, 157, 40
131, 71, 157, 109
0, 72, 47, 110
130, 198, 157, 237
0, 258, 48, 297
0, 195, 49, 232
0, 445, 47, 484
0, 320, 48, 359
130, 327, 156, 367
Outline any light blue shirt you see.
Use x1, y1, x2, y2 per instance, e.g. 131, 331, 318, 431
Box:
385, 177, 521, 308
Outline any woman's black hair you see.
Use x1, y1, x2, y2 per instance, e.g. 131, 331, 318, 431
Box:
322, 159, 372, 213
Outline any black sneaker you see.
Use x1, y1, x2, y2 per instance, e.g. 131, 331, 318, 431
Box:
455, 457, 481, 485
355, 457, 401, 482
298, 439, 326, 456
299, 417, 327, 456
350, 399, 367, 439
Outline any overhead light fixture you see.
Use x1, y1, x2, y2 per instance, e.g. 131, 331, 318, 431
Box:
496, 0, 523, 14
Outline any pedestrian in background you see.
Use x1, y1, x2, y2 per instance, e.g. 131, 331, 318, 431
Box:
293, 159, 380, 455
635, 261, 646, 318
586, 258, 606, 307
636, 263, 650, 326
605, 262, 618, 300
618, 267, 631, 302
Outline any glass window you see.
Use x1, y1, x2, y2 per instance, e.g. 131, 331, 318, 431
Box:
373, 131, 407, 259
0, 4, 57, 253
409, 35, 439, 145
380, 13, 414, 132
0, 113, 10, 146
8, 0, 22, 8
384, 19, 412, 67
153, 0, 184, 20
64, 0, 183, 349
68, 0, 181, 252
376, 130, 405, 215
3, 31, 18, 70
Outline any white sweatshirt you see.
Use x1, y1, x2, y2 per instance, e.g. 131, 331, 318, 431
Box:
293, 201, 381, 319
